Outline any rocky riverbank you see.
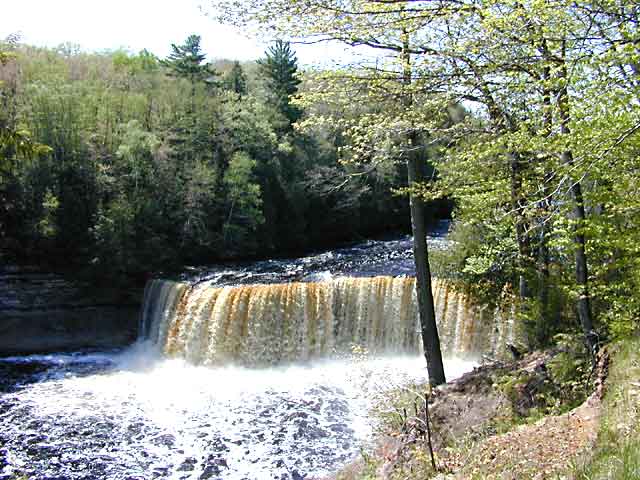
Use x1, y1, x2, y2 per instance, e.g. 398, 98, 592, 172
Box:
0, 266, 140, 355
330, 338, 609, 479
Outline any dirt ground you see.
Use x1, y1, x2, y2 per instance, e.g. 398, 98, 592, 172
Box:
340, 347, 610, 480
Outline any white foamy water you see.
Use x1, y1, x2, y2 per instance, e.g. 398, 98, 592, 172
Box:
0, 344, 474, 480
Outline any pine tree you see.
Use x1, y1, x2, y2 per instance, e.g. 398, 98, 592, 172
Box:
257, 40, 302, 125
224, 61, 248, 97
161, 35, 218, 115
161, 35, 214, 83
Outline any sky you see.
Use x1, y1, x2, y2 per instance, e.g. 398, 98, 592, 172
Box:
0, 0, 353, 65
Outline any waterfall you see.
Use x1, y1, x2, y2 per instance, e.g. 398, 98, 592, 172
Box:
140, 276, 515, 366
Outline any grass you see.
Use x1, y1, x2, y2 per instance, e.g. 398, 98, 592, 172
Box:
573, 337, 640, 480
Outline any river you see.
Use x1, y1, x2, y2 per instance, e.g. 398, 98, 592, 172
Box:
1, 226, 493, 480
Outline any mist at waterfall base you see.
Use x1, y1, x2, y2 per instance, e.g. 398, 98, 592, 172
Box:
0, 227, 512, 479
0, 347, 474, 480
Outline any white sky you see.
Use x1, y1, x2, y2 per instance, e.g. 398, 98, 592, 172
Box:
0, 0, 353, 65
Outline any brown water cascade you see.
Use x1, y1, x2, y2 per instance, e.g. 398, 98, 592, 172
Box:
140, 276, 515, 366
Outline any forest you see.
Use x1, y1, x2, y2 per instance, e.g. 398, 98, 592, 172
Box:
1, 0, 640, 476
0, 35, 441, 284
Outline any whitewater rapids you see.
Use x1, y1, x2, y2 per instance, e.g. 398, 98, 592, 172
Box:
0, 344, 475, 480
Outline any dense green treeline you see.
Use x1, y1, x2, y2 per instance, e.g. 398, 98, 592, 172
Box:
0, 35, 436, 283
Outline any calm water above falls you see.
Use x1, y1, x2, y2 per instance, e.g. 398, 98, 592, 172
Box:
0, 346, 474, 480
181, 220, 451, 286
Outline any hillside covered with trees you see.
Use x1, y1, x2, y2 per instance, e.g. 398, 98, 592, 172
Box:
1, 34, 446, 284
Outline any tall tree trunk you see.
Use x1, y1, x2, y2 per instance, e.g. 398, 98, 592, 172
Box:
537, 43, 553, 341
509, 151, 530, 301
562, 149, 596, 353
557, 43, 597, 354
408, 151, 446, 386
402, 27, 446, 386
